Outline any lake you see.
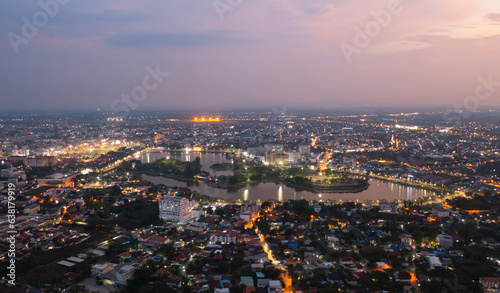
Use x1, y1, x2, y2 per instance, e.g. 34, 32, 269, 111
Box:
141, 151, 436, 202
141, 151, 234, 176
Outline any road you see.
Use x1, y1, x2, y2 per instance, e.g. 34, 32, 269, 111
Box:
100, 147, 153, 173
255, 227, 293, 292
181, 255, 194, 277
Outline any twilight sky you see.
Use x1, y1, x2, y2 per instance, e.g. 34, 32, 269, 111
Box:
1, 0, 500, 111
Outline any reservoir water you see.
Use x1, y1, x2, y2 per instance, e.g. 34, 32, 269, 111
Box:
141, 151, 436, 202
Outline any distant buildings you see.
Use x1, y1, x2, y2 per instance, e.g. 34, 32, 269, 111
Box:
342, 127, 355, 135
116, 264, 139, 285
400, 233, 414, 246
482, 238, 500, 249
268, 280, 283, 292
241, 203, 261, 213
91, 262, 115, 277
432, 207, 450, 218
287, 151, 301, 162
437, 234, 453, 249
37, 173, 78, 187
480, 277, 500, 292
23, 204, 40, 214
343, 157, 357, 167
265, 152, 288, 165
212, 231, 238, 244
240, 211, 258, 222
379, 203, 398, 213
428, 256, 442, 268
298, 145, 311, 155
159, 194, 198, 224
0, 167, 26, 180
264, 144, 283, 153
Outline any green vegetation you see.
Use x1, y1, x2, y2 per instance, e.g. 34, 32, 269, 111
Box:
118, 157, 203, 178
447, 193, 499, 211
109, 200, 163, 230
8, 232, 111, 287
210, 162, 235, 171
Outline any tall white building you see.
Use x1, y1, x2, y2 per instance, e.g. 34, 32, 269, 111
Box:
265, 144, 284, 153
298, 145, 311, 155
159, 194, 197, 223
288, 151, 301, 162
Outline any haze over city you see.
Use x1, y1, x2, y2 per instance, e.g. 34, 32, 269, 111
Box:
2, 0, 500, 111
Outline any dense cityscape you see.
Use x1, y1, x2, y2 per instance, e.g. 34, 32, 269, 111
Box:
3, 0, 500, 292
0, 110, 499, 292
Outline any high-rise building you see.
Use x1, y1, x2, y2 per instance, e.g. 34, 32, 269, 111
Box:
265, 152, 288, 165
265, 144, 284, 153
265, 152, 276, 165
298, 145, 311, 155
159, 194, 197, 223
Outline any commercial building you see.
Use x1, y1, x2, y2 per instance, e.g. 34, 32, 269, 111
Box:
159, 194, 197, 223
265, 152, 288, 165
212, 231, 238, 244
264, 144, 284, 153
241, 203, 261, 213
432, 207, 450, 218
23, 204, 40, 214
91, 263, 115, 277
437, 234, 453, 249
479, 277, 500, 292
379, 203, 398, 213
298, 145, 311, 155
116, 264, 139, 285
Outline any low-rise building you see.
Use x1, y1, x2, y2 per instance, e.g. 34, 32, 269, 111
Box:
432, 207, 450, 218
116, 264, 139, 285
379, 203, 398, 213
212, 231, 238, 244
480, 277, 500, 292
23, 204, 40, 214
437, 234, 453, 249
91, 263, 115, 277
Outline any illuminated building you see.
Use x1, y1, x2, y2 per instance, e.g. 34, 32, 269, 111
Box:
193, 117, 221, 122
159, 194, 197, 223
298, 145, 311, 155
264, 144, 283, 153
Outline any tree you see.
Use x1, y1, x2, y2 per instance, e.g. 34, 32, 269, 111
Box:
230, 255, 244, 270
87, 214, 104, 229
360, 246, 387, 262
110, 185, 122, 197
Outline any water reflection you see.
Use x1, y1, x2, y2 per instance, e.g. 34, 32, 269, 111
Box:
140, 151, 436, 202
140, 151, 234, 176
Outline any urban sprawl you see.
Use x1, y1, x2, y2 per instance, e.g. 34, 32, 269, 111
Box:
0, 110, 500, 293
